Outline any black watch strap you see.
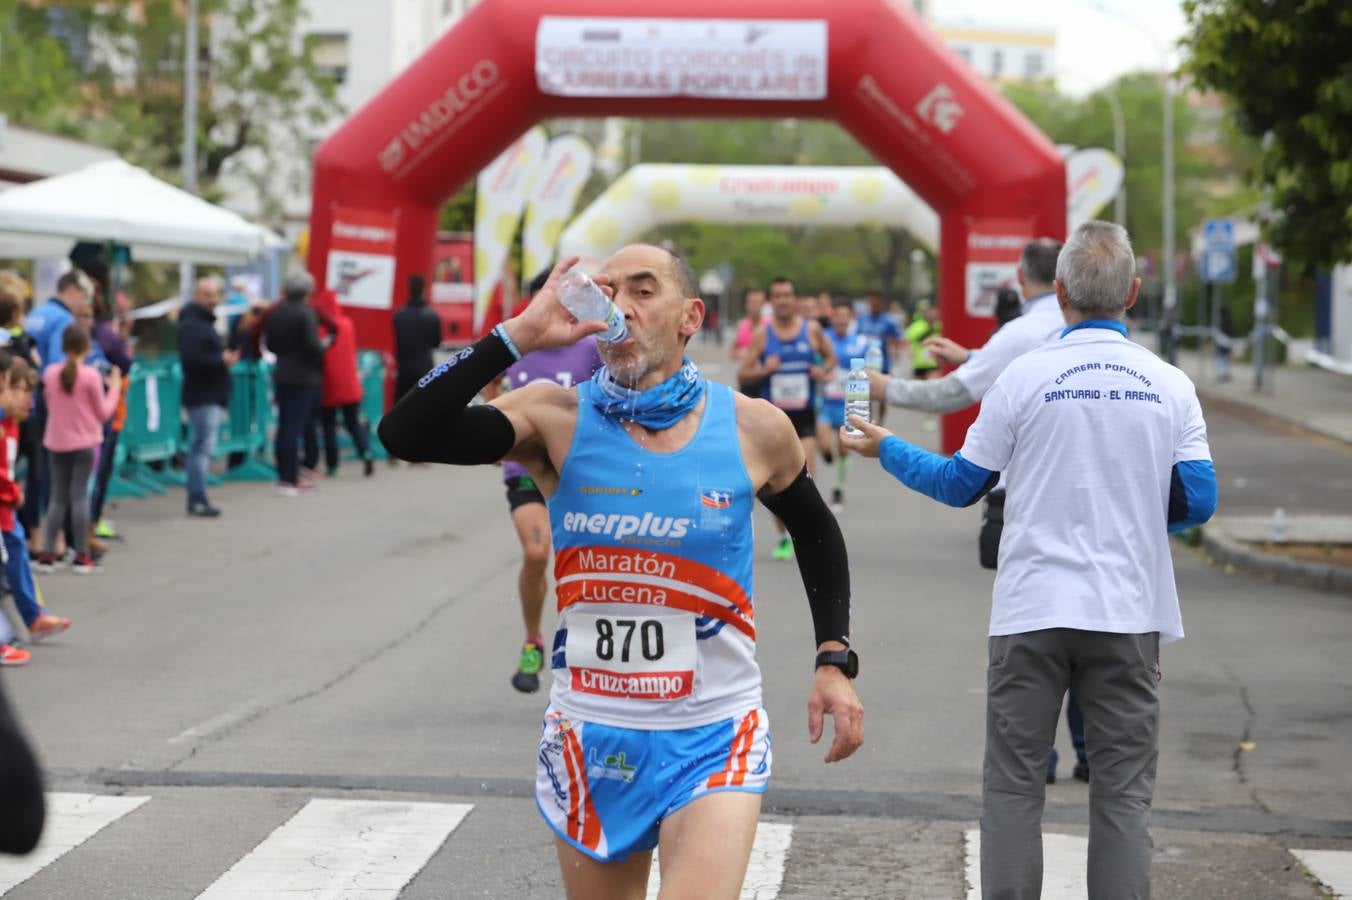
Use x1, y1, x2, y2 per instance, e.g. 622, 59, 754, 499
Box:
815, 649, 859, 679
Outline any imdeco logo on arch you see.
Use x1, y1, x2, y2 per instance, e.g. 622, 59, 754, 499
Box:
379, 59, 502, 173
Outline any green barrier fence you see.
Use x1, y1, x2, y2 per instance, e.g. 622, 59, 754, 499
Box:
109, 351, 388, 499
353, 350, 389, 462
220, 361, 278, 482
117, 359, 185, 494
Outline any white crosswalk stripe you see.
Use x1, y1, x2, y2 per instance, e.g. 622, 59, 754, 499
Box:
646, 821, 793, 900
1292, 849, 1352, 899
195, 798, 473, 899
964, 829, 1088, 900
0, 792, 149, 893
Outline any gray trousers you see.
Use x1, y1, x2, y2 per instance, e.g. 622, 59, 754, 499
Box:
981, 629, 1160, 900
43, 448, 96, 557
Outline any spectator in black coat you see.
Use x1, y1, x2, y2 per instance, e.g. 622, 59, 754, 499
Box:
179, 277, 237, 517
265, 273, 325, 495
392, 274, 441, 401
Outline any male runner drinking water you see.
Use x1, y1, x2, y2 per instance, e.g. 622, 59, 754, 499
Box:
379, 246, 863, 900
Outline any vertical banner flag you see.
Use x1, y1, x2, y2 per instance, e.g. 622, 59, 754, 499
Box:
965, 218, 1035, 317
326, 207, 398, 309
521, 135, 595, 283
1065, 148, 1125, 232
474, 126, 547, 330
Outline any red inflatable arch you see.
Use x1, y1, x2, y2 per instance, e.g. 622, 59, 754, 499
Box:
307, 0, 1065, 451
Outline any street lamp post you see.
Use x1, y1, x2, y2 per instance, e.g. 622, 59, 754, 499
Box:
1099, 87, 1127, 226
180, 0, 200, 300
1059, 70, 1124, 228
1089, 2, 1176, 362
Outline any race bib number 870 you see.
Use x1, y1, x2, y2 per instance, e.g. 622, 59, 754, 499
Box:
566, 612, 697, 701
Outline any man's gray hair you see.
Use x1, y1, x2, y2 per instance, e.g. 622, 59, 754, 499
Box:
1055, 221, 1137, 317
283, 271, 316, 302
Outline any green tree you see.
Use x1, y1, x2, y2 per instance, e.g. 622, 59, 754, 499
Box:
1182, 0, 1352, 268
0, 0, 341, 223
0, 1, 87, 134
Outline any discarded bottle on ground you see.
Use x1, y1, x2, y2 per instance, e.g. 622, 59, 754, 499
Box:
864, 338, 884, 373
844, 358, 871, 436
556, 269, 628, 343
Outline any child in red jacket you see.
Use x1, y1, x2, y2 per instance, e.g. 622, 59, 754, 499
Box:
0, 358, 69, 662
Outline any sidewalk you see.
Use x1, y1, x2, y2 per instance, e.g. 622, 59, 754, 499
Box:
1172, 347, 1352, 447
1153, 347, 1352, 594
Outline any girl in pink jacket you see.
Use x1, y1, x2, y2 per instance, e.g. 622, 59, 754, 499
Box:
38, 325, 120, 574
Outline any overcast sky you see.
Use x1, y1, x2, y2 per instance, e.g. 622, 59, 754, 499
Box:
934, 0, 1188, 95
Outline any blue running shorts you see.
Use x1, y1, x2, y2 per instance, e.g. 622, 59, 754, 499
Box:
535, 705, 772, 861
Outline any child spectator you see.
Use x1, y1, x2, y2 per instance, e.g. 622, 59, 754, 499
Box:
0, 357, 69, 654
36, 325, 119, 574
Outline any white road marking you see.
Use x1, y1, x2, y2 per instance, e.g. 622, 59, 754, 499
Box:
0, 792, 150, 892
1292, 848, 1352, 899
646, 821, 793, 900
965, 829, 1088, 900
168, 699, 268, 744
196, 798, 472, 898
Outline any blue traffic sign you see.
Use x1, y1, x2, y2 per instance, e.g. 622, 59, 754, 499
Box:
1200, 246, 1237, 284
1203, 217, 1236, 250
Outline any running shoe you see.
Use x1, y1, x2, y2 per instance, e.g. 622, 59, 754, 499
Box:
511, 639, 546, 694
1073, 762, 1090, 783
772, 537, 794, 562
29, 613, 70, 640
95, 518, 123, 541
301, 466, 324, 482
274, 482, 316, 497
34, 553, 60, 574
0, 644, 31, 666
71, 554, 101, 575
363, 458, 375, 478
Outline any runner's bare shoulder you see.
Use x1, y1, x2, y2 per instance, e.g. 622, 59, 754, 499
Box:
731, 393, 800, 485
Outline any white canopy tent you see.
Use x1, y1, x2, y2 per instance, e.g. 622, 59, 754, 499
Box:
0, 159, 267, 265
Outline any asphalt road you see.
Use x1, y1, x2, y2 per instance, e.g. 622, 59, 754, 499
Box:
3, 354, 1349, 898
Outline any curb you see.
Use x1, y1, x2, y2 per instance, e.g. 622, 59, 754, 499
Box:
1195, 386, 1352, 450
1200, 527, 1352, 596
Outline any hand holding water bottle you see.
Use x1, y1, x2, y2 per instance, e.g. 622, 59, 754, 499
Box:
839, 415, 894, 459
504, 256, 611, 355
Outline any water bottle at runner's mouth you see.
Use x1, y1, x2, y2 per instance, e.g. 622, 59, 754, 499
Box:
844, 357, 871, 436
556, 269, 628, 343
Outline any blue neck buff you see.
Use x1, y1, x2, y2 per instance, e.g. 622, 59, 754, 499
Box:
591, 358, 707, 430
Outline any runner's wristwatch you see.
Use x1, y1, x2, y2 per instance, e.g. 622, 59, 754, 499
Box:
814, 649, 859, 679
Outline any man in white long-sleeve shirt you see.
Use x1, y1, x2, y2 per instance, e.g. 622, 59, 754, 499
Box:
869, 238, 1066, 414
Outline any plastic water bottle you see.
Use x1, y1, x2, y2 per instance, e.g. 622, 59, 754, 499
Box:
864, 338, 884, 373
1272, 507, 1286, 543
556, 269, 628, 343
844, 358, 871, 436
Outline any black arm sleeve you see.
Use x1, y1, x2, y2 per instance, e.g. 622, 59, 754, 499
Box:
0, 678, 44, 855
757, 467, 852, 648
376, 332, 518, 465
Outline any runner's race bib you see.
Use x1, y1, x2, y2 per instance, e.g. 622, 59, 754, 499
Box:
769, 372, 811, 410
566, 612, 697, 701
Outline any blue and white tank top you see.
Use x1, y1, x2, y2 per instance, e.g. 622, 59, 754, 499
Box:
548, 382, 760, 729
761, 320, 816, 412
